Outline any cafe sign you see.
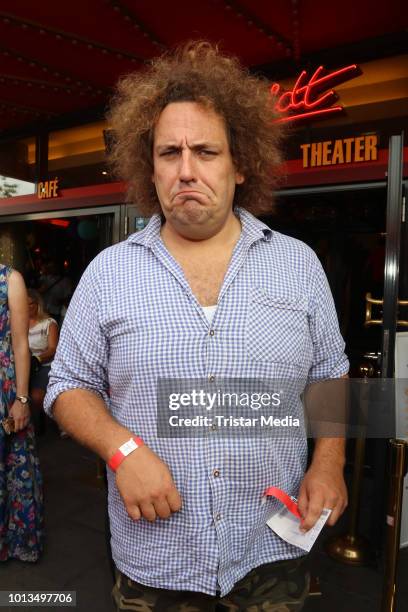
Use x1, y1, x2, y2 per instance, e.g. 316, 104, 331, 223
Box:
300, 134, 378, 168
37, 178, 59, 199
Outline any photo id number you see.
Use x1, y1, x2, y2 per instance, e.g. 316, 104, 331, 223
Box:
0, 591, 76, 607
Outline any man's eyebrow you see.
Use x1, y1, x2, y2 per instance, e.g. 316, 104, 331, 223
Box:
155, 141, 222, 152
155, 144, 181, 152
189, 141, 221, 150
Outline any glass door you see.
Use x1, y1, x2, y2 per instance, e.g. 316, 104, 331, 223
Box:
265, 183, 388, 371
268, 132, 405, 553
0, 205, 120, 295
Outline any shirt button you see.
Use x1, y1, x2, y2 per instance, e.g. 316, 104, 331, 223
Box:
209, 329, 215, 336
208, 374, 215, 382
210, 423, 217, 431
215, 513, 222, 522
213, 469, 220, 478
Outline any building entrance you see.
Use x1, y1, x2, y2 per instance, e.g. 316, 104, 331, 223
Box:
0, 205, 120, 308
265, 184, 388, 372
266, 170, 407, 551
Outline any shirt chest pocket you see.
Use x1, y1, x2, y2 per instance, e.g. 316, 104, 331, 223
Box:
245, 288, 309, 365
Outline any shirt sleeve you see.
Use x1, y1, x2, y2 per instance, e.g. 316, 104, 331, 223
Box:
43, 259, 109, 416
307, 254, 349, 383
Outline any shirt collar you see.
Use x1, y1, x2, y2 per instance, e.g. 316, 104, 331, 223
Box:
126, 207, 273, 247
126, 214, 162, 247
236, 208, 273, 242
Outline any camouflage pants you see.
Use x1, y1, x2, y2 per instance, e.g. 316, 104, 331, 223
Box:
112, 557, 309, 612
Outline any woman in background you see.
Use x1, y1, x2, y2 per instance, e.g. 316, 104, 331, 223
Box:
28, 290, 58, 435
0, 265, 43, 562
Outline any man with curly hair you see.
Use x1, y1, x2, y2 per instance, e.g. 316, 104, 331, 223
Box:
45, 42, 348, 611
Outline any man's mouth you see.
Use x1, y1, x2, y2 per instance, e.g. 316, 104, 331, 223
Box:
175, 190, 203, 198
173, 191, 207, 205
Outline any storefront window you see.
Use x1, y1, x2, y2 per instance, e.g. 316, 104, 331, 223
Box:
0, 137, 36, 197
48, 122, 111, 188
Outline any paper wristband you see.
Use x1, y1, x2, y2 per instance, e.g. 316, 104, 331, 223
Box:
108, 436, 144, 471
263, 486, 302, 519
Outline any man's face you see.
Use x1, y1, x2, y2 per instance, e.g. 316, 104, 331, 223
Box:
152, 101, 244, 238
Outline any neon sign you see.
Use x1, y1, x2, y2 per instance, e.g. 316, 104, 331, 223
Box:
271, 64, 361, 123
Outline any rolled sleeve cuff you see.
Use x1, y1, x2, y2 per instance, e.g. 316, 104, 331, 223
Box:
307, 352, 350, 384
44, 380, 109, 418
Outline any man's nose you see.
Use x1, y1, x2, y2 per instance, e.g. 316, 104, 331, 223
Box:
179, 150, 196, 182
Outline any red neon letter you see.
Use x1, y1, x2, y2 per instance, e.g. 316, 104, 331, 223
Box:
270, 64, 360, 123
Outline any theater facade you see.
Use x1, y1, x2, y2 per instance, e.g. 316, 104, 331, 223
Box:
0, 1, 407, 556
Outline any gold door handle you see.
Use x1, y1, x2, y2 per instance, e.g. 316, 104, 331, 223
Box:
365, 293, 383, 326
365, 293, 408, 327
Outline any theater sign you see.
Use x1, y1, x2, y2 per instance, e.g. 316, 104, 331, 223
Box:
300, 135, 378, 168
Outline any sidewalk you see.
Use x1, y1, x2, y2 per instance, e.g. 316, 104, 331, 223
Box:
1, 426, 406, 612
1, 427, 113, 612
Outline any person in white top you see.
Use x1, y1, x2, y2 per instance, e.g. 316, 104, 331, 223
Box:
28, 290, 58, 434
38, 261, 72, 327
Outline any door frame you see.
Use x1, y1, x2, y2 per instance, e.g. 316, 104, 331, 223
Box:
278, 180, 387, 197
381, 133, 405, 378
0, 204, 122, 244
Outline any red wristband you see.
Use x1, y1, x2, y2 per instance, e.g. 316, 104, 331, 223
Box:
108, 436, 144, 472
263, 486, 302, 519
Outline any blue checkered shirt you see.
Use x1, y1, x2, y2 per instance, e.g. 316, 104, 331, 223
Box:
44, 208, 349, 596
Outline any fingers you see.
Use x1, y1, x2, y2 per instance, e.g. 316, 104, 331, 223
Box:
298, 486, 347, 531
127, 505, 141, 521
137, 498, 171, 522
153, 498, 172, 519
297, 466, 348, 531
167, 487, 182, 513
297, 486, 309, 522
13, 416, 29, 432
125, 491, 180, 523
326, 495, 348, 526
300, 493, 325, 531
137, 491, 180, 522
9, 403, 30, 432
139, 501, 157, 522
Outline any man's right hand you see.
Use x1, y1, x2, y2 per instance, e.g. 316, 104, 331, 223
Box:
115, 445, 182, 522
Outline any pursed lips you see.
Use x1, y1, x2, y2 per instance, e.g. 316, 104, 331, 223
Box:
173, 190, 206, 200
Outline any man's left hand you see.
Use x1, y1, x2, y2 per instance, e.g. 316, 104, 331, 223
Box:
297, 463, 348, 531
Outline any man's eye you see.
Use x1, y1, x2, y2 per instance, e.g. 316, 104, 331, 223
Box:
199, 150, 216, 156
160, 150, 179, 157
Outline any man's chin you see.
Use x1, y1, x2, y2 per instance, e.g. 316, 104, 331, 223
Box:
166, 208, 219, 240
172, 201, 209, 225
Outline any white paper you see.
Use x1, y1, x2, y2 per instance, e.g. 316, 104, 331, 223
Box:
266, 505, 332, 552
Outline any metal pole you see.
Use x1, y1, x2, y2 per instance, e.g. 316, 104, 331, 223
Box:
348, 436, 366, 539
381, 439, 408, 612
325, 366, 372, 565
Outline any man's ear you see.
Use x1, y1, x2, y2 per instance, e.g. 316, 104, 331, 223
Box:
235, 171, 245, 185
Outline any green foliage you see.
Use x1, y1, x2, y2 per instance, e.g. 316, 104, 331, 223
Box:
0, 176, 18, 198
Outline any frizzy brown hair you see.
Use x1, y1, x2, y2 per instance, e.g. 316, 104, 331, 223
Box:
107, 41, 285, 216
